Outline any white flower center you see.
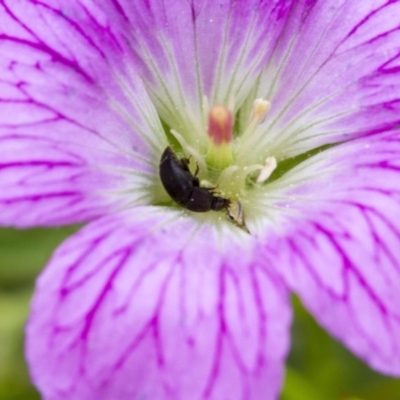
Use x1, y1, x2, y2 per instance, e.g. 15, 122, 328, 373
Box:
160, 97, 279, 231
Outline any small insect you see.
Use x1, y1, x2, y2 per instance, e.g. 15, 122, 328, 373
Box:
159, 147, 229, 212
159, 147, 249, 232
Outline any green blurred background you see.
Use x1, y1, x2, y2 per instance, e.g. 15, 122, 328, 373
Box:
0, 226, 399, 400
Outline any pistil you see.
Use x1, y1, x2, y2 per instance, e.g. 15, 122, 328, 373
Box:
206, 105, 234, 172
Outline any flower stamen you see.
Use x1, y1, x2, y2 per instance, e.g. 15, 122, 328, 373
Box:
236, 98, 271, 164
241, 98, 271, 141
249, 98, 271, 125
227, 200, 249, 232
256, 157, 277, 183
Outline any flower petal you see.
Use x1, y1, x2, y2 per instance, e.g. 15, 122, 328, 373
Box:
91, 0, 292, 144
27, 208, 291, 400
252, 0, 400, 158
261, 131, 400, 374
0, 0, 167, 227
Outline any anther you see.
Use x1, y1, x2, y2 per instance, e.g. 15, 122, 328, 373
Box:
227, 201, 249, 233
240, 99, 271, 145
249, 99, 271, 124
256, 157, 277, 183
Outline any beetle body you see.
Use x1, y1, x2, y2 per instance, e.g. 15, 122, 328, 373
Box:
159, 147, 229, 212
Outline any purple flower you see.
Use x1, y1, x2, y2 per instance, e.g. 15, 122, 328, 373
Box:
1, 0, 400, 398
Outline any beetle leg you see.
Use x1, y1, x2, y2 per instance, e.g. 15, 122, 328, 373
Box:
193, 161, 199, 178
188, 161, 199, 186
180, 157, 191, 172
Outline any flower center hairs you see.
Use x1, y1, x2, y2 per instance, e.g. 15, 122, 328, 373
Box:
158, 98, 276, 233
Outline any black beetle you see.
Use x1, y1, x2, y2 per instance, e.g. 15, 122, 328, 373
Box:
159, 147, 230, 212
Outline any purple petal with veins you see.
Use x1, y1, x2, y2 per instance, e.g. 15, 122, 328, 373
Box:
27, 208, 291, 400
0, 0, 167, 226
255, 0, 400, 156
1, 0, 400, 398
88, 0, 292, 125
263, 131, 400, 374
